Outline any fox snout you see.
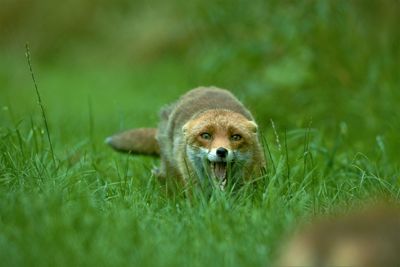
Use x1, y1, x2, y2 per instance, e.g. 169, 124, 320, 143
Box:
216, 147, 228, 158
207, 147, 233, 162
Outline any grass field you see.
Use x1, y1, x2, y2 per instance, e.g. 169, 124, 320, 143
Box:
1, 1, 400, 266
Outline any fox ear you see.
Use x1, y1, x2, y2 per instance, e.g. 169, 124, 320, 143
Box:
247, 121, 258, 133
182, 122, 189, 134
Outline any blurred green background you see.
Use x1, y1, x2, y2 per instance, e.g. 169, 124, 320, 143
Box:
1, 1, 399, 130
1, 1, 400, 266
2, 0, 399, 159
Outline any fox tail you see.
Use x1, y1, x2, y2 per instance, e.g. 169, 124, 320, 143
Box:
105, 128, 159, 156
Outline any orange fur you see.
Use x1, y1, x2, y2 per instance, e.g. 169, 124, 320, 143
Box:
106, 128, 159, 156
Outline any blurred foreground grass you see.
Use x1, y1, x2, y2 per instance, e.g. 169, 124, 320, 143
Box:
1, 1, 399, 266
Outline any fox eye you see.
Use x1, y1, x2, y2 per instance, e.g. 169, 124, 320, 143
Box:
200, 133, 212, 140
231, 134, 242, 141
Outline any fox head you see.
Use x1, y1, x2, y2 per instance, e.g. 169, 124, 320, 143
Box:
182, 109, 260, 189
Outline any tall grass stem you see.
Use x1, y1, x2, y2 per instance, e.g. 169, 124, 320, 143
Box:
25, 43, 56, 166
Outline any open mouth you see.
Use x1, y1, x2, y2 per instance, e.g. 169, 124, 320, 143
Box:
209, 161, 228, 190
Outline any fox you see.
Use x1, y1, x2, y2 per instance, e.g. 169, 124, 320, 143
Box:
106, 87, 265, 190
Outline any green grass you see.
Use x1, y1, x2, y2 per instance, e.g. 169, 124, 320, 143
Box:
0, 60, 398, 266
1, 1, 400, 266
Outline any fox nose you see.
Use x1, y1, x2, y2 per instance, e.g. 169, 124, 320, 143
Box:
216, 147, 228, 158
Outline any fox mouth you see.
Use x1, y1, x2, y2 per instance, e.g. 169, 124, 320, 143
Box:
209, 161, 228, 190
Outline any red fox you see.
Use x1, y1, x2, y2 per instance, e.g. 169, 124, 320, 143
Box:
106, 87, 265, 189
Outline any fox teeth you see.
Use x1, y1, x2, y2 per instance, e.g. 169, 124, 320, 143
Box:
220, 179, 227, 191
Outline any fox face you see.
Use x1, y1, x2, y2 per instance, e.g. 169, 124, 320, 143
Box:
182, 110, 258, 189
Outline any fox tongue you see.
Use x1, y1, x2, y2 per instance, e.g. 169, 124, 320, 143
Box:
213, 162, 227, 180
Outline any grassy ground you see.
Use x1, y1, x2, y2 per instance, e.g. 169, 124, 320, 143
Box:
1, 58, 398, 267
1, 1, 400, 266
